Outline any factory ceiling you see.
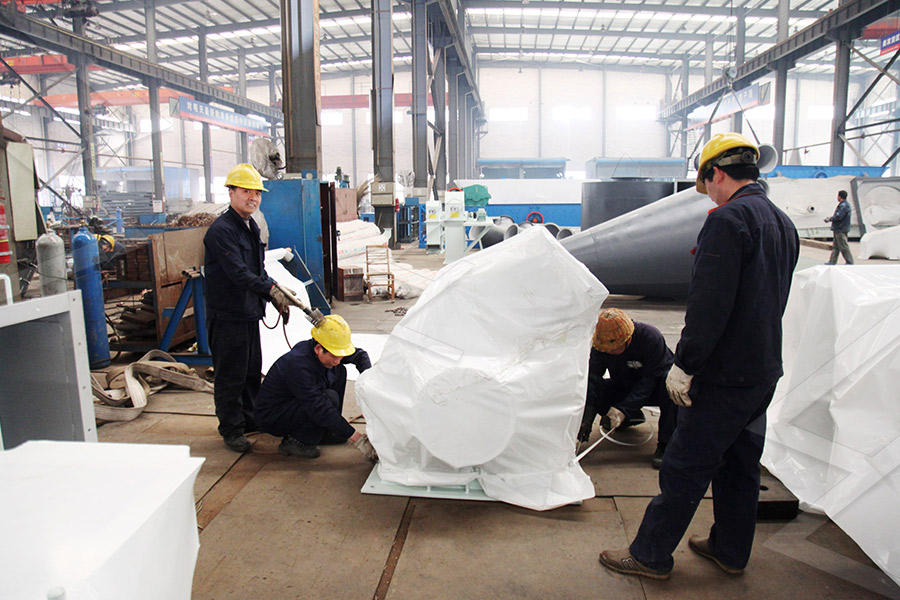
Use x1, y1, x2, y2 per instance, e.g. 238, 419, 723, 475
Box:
0, 0, 894, 94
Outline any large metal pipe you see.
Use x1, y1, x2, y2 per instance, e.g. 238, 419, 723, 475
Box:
473, 216, 517, 248
581, 180, 676, 229
561, 187, 713, 298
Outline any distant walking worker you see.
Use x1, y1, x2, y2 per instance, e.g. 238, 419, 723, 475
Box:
204, 163, 291, 453
599, 133, 799, 580
824, 190, 855, 265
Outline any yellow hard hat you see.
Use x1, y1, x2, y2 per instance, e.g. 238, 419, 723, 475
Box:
224, 163, 268, 191
592, 308, 635, 352
695, 133, 759, 194
96, 234, 115, 250
311, 314, 355, 356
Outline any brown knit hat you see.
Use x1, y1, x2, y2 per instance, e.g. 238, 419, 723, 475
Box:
592, 308, 635, 352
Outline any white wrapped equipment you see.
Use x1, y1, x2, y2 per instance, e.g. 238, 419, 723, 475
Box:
763, 265, 900, 586
356, 227, 608, 511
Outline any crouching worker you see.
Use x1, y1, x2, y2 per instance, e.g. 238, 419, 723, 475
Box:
579, 308, 677, 468
254, 314, 378, 462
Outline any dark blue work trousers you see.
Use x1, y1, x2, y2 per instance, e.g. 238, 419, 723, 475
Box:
208, 318, 261, 438
629, 379, 777, 571
263, 365, 348, 445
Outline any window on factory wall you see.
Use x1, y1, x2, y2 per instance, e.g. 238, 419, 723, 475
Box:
807, 105, 834, 120
551, 106, 592, 121
615, 105, 656, 121
489, 107, 528, 122
364, 110, 406, 124
322, 110, 344, 126
139, 118, 173, 132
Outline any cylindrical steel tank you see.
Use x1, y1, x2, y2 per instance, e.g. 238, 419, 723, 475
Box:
581, 180, 675, 229
73, 227, 111, 368
37, 231, 67, 296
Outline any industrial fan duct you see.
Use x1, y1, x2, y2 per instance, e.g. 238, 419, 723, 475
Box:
580, 180, 678, 229
563, 186, 713, 298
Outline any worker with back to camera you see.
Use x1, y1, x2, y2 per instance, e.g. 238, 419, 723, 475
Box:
254, 314, 378, 462
579, 308, 677, 469
824, 189, 855, 265
599, 133, 799, 580
203, 163, 293, 454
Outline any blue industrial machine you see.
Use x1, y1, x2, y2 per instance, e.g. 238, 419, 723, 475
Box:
260, 178, 331, 314
72, 226, 111, 368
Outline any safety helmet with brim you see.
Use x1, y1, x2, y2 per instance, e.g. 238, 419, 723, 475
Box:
695, 133, 759, 194
311, 314, 356, 356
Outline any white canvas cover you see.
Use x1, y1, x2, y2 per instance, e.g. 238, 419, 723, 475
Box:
859, 224, 900, 260
356, 227, 608, 511
763, 265, 900, 586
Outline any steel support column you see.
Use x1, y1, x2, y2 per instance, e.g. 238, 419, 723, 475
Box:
447, 58, 460, 186
145, 0, 165, 209
681, 57, 689, 172
268, 66, 278, 140
281, 0, 322, 176
432, 45, 447, 194
199, 27, 212, 203
238, 49, 248, 163
411, 0, 428, 190
831, 36, 852, 165
733, 9, 746, 133
773, 0, 790, 162
371, 0, 395, 242
460, 87, 470, 179
704, 37, 713, 143
72, 16, 97, 211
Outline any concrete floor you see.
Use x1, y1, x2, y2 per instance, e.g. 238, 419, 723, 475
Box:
97, 239, 900, 600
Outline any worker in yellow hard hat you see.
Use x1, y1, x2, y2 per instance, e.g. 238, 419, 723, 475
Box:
203, 163, 291, 454
96, 233, 123, 270
253, 314, 378, 462
579, 308, 677, 469
599, 135, 799, 580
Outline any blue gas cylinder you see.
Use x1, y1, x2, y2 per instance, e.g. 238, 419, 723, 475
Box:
73, 226, 111, 368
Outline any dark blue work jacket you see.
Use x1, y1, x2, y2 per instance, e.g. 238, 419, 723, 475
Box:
676, 183, 799, 387
589, 321, 673, 413
255, 339, 372, 439
203, 206, 273, 321
828, 199, 852, 233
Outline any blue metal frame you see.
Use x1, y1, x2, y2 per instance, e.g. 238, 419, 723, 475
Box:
159, 271, 211, 366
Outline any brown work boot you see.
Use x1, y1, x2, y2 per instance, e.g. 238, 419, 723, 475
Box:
688, 536, 744, 575
599, 549, 671, 580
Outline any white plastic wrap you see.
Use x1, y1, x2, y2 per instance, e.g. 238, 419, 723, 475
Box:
356, 227, 608, 511
859, 224, 900, 260
763, 265, 900, 586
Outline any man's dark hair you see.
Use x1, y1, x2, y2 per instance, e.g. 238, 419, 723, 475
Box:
838, 190, 848, 200
702, 163, 760, 184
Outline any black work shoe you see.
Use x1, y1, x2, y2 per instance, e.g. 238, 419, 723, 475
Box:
320, 431, 348, 445
599, 549, 671, 580
223, 434, 252, 453
278, 436, 321, 459
651, 442, 667, 470
688, 536, 744, 575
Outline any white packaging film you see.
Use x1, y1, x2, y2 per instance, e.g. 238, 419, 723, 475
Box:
356, 227, 608, 511
762, 265, 900, 586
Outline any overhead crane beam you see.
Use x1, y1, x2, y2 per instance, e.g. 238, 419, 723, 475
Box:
0, 11, 282, 121
659, 0, 898, 120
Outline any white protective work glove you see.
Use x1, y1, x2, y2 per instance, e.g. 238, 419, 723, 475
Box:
353, 433, 378, 463
605, 407, 626, 431
666, 364, 693, 407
